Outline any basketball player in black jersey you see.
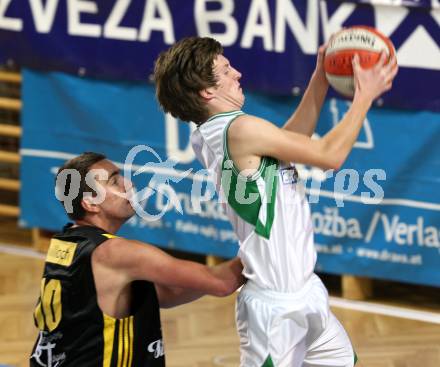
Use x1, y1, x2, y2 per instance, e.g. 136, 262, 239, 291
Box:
30, 152, 244, 367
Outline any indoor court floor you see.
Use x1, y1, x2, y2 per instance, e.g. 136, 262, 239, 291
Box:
0, 247, 439, 367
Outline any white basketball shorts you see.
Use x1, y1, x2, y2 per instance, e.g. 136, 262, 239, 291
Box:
236, 274, 356, 367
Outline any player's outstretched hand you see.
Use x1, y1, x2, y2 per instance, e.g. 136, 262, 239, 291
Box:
313, 44, 329, 86
352, 51, 398, 102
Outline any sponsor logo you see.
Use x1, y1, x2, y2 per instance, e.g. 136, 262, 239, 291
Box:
46, 239, 77, 267
281, 166, 298, 185
31, 331, 66, 367
147, 339, 165, 359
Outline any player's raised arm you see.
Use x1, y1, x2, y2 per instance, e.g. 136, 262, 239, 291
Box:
282, 44, 329, 137
228, 52, 398, 171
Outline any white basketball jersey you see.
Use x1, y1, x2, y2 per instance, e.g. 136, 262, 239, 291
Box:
191, 111, 317, 292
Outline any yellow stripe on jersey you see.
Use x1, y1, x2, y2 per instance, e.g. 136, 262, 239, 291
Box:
103, 313, 133, 367
46, 239, 77, 266
127, 316, 134, 367
102, 314, 116, 367
102, 233, 119, 239
117, 319, 124, 367
123, 319, 129, 367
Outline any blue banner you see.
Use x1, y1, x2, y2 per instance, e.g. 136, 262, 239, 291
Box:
1, 1, 439, 111
20, 68, 440, 286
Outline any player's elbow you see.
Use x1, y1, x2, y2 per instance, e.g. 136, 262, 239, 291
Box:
318, 141, 345, 171
314, 151, 343, 171
326, 158, 344, 171
212, 280, 237, 297
213, 283, 233, 297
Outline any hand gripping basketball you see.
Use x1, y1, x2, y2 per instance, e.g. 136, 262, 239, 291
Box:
324, 26, 397, 98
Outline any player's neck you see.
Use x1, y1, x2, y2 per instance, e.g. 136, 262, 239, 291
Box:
207, 99, 242, 118
75, 215, 123, 235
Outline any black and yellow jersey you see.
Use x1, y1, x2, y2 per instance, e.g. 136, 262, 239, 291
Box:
30, 224, 165, 367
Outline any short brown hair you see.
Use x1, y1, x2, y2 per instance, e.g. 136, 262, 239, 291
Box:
154, 37, 223, 125
55, 152, 106, 220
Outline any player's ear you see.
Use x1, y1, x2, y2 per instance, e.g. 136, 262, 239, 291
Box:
199, 88, 214, 101
81, 196, 100, 214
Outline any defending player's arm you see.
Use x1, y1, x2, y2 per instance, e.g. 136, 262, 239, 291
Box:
283, 45, 329, 137
229, 52, 398, 171
93, 237, 244, 307
154, 258, 244, 308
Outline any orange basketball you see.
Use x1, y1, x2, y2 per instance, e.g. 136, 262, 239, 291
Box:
324, 26, 395, 97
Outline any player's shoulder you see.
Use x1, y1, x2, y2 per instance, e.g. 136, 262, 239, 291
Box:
229, 114, 275, 138
93, 237, 156, 262
92, 235, 132, 263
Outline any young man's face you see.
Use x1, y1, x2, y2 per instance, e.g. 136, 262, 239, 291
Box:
211, 54, 245, 108
86, 159, 135, 220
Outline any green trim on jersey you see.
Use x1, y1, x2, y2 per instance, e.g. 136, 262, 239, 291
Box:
221, 115, 278, 239
262, 355, 274, 367
254, 158, 278, 239
222, 114, 268, 180
221, 156, 265, 229
206, 110, 242, 123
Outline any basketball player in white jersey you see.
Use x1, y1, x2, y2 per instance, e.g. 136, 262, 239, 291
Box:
154, 37, 398, 367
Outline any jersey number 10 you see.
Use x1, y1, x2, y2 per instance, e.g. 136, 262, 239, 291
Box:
34, 278, 62, 332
